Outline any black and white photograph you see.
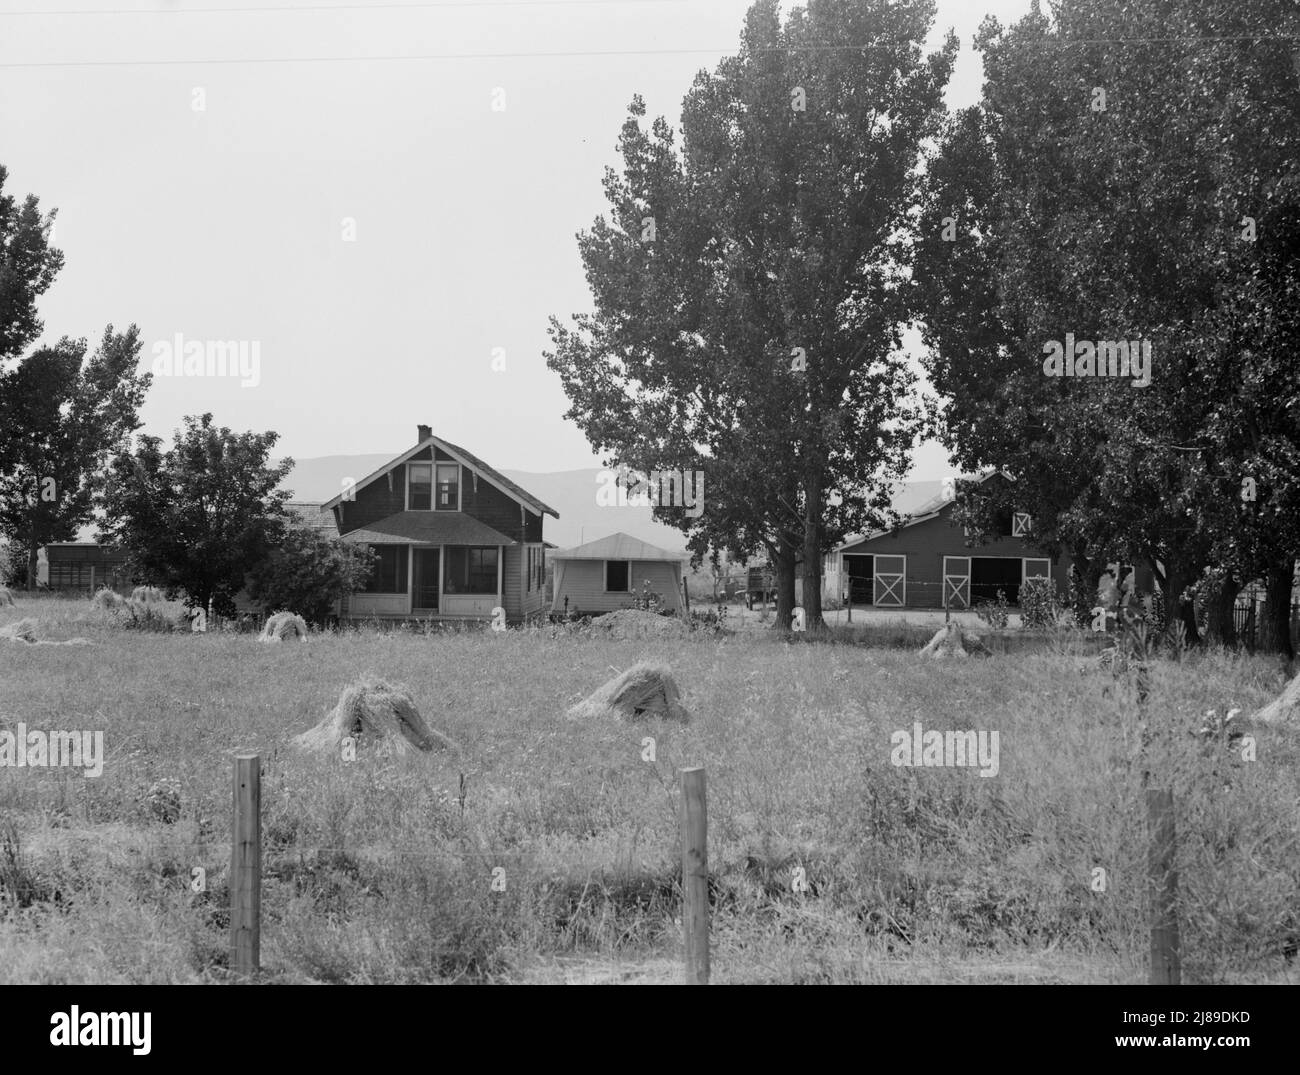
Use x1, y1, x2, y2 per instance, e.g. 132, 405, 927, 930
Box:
0, 0, 1296, 1033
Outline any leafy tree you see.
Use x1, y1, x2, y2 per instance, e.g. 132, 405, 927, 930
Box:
100, 413, 292, 616
0, 328, 150, 587
914, 0, 1300, 650
246, 528, 374, 626
0, 164, 64, 369
547, 0, 954, 629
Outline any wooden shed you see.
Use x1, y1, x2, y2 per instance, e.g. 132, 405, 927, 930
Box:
550, 532, 686, 616
824, 472, 1156, 610
40, 543, 131, 592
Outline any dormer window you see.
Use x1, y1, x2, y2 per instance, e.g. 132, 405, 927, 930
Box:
436, 463, 459, 510
408, 463, 432, 510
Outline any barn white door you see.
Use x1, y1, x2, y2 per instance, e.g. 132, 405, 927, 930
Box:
873, 555, 906, 607
943, 556, 971, 609
1022, 558, 1051, 586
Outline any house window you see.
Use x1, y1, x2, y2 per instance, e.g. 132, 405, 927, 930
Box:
436, 464, 459, 510
606, 560, 630, 592
526, 546, 534, 592
445, 546, 497, 595
363, 544, 407, 594
537, 547, 545, 591
408, 463, 432, 510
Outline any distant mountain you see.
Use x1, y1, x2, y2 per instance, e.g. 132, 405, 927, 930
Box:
280, 456, 947, 556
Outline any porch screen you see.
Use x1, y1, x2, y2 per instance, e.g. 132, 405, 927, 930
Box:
445, 546, 498, 594
363, 544, 407, 593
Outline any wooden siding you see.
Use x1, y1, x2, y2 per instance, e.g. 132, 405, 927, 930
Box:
524, 510, 543, 544
459, 467, 526, 541
553, 559, 683, 614
504, 544, 522, 620
336, 462, 407, 534
521, 543, 545, 617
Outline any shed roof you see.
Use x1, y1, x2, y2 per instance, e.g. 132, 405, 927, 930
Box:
550, 531, 686, 562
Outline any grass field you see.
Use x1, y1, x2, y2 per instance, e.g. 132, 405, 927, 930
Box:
1, 593, 1297, 984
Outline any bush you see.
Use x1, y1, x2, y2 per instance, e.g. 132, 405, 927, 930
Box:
690, 603, 730, 634
1019, 577, 1064, 630
625, 579, 666, 615
1065, 566, 1093, 629
974, 589, 1010, 629
248, 529, 374, 626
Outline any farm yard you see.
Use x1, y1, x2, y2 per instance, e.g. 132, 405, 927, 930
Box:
1, 592, 1296, 985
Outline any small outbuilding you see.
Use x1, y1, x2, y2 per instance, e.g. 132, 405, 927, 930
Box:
550, 532, 686, 616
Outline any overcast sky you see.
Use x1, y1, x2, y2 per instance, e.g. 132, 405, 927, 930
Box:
1, 0, 1034, 478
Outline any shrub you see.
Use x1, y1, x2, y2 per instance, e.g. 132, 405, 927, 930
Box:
1019, 577, 1064, 630
247, 529, 374, 626
690, 603, 730, 634
974, 589, 1010, 629
1065, 566, 1093, 629
625, 579, 665, 615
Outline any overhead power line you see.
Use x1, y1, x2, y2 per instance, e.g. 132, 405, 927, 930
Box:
1, 0, 687, 13
0, 34, 1296, 69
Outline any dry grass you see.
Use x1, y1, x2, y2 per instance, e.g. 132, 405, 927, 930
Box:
0, 590, 1296, 984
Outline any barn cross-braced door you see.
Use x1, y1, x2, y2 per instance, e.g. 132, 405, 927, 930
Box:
943, 556, 971, 609
873, 555, 905, 607
1012, 513, 1032, 537
1022, 558, 1051, 586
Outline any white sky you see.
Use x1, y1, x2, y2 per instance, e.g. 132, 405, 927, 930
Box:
0, 0, 1035, 480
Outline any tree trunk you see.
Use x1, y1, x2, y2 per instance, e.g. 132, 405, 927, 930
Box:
1160, 560, 1202, 645
772, 545, 797, 631
801, 482, 824, 631
26, 536, 38, 592
1204, 573, 1242, 648
1258, 560, 1295, 659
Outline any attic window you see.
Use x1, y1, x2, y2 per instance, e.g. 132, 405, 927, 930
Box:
409, 463, 432, 510
436, 464, 459, 509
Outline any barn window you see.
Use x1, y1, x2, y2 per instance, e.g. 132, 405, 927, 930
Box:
363, 545, 407, 593
445, 546, 497, 595
606, 560, 630, 592
408, 463, 432, 510
435, 464, 459, 510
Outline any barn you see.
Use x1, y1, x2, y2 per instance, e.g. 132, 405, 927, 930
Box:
824, 471, 1155, 610
550, 532, 686, 616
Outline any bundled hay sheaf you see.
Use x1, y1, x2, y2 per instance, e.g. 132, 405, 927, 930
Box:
294, 675, 456, 756
566, 661, 690, 723
1249, 673, 1300, 729
0, 617, 93, 646
91, 588, 125, 611
0, 587, 14, 607
259, 610, 309, 643
918, 622, 991, 659
0, 617, 38, 643
130, 586, 165, 603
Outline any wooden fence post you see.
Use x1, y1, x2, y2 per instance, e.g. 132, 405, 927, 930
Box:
230, 753, 261, 977
680, 766, 709, 984
1146, 788, 1180, 984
